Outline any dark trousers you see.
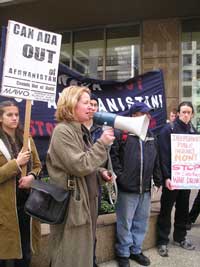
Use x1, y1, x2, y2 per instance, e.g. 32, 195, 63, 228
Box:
189, 190, 200, 223
0, 206, 31, 267
157, 187, 190, 245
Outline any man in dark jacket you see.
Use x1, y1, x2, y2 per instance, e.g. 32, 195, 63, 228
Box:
110, 102, 161, 267
157, 101, 196, 258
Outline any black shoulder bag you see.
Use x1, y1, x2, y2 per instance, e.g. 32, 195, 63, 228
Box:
24, 179, 74, 224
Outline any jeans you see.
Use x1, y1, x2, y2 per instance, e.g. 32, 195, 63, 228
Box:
115, 191, 151, 257
157, 187, 190, 245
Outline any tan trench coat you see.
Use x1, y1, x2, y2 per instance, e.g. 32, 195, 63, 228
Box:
0, 137, 41, 259
46, 121, 108, 267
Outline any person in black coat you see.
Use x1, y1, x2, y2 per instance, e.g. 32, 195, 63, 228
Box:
157, 101, 196, 257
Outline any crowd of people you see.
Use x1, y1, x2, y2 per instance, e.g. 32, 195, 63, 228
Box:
0, 87, 199, 267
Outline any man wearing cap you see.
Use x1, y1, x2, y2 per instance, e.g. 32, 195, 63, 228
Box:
110, 101, 162, 267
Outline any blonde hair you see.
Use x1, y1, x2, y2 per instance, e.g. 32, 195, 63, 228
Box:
55, 86, 90, 122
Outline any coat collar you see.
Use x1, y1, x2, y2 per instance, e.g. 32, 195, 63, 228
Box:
60, 120, 84, 134
175, 117, 192, 132
0, 138, 11, 160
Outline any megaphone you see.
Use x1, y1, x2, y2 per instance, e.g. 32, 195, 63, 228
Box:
93, 112, 149, 141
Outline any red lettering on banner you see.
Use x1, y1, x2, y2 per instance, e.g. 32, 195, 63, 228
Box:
127, 83, 134, 90
172, 164, 200, 171
127, 79, 143, 91
30, 120, 56, 137
46, 122, 55, 135
35, 121, 44, 136
149, 117, 156, 128
137, 78, 143, 90
173, 176, 184, 183
30, 120, 37, 136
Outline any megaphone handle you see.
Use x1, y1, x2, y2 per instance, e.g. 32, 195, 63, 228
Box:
102, 125, 114, 145
102, 125, 112, 131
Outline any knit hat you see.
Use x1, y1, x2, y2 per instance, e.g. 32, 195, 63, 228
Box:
129, 102, 153, 115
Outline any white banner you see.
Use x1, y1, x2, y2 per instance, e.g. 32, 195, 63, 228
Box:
171, 134, 200, 189
1, 20, 62, 102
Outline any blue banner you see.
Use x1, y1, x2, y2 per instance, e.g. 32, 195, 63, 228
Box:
0, 28, 167, 164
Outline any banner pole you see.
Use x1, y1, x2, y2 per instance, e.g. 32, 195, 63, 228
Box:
21, 99, 32, 177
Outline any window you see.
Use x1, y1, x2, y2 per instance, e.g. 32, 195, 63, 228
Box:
183, 54, 192, 66
197, 69, 200, 80
182, 41, 192, 50
60, 24, 140, 81
183, 86, 192, 97
60, 32, 71, 67
181, 19, 200, 130
183, 70, 192, 81
73, 29, 104, 79
106, 25, 140, 81
197, 41, 200, 50
197, 54, 200, 65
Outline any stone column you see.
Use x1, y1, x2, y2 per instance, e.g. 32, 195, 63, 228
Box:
142, 18, 180, 115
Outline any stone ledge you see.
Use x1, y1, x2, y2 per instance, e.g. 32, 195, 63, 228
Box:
97, 213, 116, 226
31, 210, 159, 266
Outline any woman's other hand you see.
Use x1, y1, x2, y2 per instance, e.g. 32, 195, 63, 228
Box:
101, 170, 113, 182
18, 174, 35, 189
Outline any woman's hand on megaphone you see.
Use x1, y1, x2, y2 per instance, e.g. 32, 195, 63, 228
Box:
100, 127, 115, 146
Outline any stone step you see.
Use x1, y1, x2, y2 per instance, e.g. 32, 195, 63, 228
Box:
31, 209, 159, 267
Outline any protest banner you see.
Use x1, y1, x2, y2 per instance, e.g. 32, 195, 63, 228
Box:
171, 133, 200, 189
0, 20, 62, 174
1, 20, 61, 102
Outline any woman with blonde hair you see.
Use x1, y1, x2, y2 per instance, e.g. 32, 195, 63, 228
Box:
0, 100, 41, 267
47, 86, 115, 267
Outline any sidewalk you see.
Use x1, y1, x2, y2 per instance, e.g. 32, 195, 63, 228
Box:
99, 223, 200, 267
99, 191, 200, 267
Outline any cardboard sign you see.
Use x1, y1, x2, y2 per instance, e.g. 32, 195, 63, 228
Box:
1, 20, 62, 102
171, 134, 200, 189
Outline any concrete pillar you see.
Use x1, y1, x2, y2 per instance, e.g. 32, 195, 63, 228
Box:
142, 18, 180, 115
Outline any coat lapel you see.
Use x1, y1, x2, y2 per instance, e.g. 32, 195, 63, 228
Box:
0, 139, 11, 161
